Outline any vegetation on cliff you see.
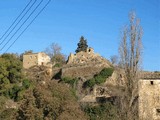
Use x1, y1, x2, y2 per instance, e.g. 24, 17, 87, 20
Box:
84, 67, 114, 88
83, 103, 119, 120
0, 53, 88, 120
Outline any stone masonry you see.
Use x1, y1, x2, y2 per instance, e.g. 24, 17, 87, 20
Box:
139, 79, 160, 120
62, 48, 112, 78
23, 52, 51, 69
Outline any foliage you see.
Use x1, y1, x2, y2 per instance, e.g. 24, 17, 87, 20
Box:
85, 78, 96, 88
45, 43, 66, 66
84, 67, 114, 88
9, 85, 21, 100
0, 96, 17, 119
54, 63, 61, 67
0, 53, 31, 102
52, 54, 66, 66
61, 77, 78, 88
94, 75, 106, 84
83, 103, 119, 120
0, 53, 24, 96
0, 108, 17, 120
99, 67, 114, 78
8, 79, 31, 101
16, 81, 88, 120
22, 79, 30, 89
0, 54, 22, 84
0, 96, 7, 112
75, 36, 88, 53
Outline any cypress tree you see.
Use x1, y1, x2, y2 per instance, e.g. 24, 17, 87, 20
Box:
75, 36, 88, 53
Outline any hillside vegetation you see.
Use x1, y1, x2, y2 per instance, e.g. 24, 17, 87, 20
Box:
0, 53, 120, 120
0, 53, 88, 120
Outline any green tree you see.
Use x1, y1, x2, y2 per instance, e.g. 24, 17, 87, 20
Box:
75, 36, 88, 53
1, 54, 23, 83
0, 53, 23, 96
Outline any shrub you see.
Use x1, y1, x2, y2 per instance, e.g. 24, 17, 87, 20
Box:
61, 77, 72, 83
84, 67, 114, 88
9, 85, 21, 100
86, 78, 96, 88
54, 63, 61, 68
95, 75, 106, 85
22, 79, 30, 89
0, 108, 17, 120
99, 68, 114, 78
83, 103, 118, 120
61, 77, 78, 88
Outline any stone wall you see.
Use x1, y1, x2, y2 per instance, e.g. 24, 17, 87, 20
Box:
61, 62, 110, 79
62, 65, 102, 79
139, 79, 160, 120
67, 48, 105, 65
23, 53, 38, 69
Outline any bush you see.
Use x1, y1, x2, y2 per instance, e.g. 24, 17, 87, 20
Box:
8, 80, 30, 101
22, 79, 30, 89
61, 77, 73, 83
9, 85, 21, 101
61, 77, 78, 88
84, 67, 114, 88
95, 75, 106, 85
0, 108, 17, 120
99, 68, 114, 78
86, 78, 96, 88
54, 63, 61, 68
83, 103, 118, 120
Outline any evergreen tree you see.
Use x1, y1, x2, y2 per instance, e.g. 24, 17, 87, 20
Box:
75, 36, 88, 53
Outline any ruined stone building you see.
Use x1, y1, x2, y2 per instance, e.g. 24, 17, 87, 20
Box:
139, 78, 160, 120
112, 71, 160, 120
23, 52, 51, 69
61, 47, 112, 79
67, 47, 105, 64
67, 47, 94, 64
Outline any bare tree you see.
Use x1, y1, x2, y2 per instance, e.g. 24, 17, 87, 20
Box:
118, 11, 143, 120
110, 55, 119, 65
45, 43, 61, 58
45, 43, 66, 66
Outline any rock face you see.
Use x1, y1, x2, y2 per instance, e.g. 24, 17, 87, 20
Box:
62, 48, 112, 78
26, 66, 53, 82
62, 63, 110, 79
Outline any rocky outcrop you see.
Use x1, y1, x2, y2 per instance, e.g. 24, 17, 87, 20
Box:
61, 62, 111, 79
62, 48, 112, 78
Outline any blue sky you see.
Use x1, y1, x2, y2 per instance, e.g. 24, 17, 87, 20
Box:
0, 0, 159, 71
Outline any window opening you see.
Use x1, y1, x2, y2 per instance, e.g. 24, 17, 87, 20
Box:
150, 81, 154, 85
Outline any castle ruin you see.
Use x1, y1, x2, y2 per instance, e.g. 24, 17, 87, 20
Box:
67, 47, 97, 64
61, 47, 112, 79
